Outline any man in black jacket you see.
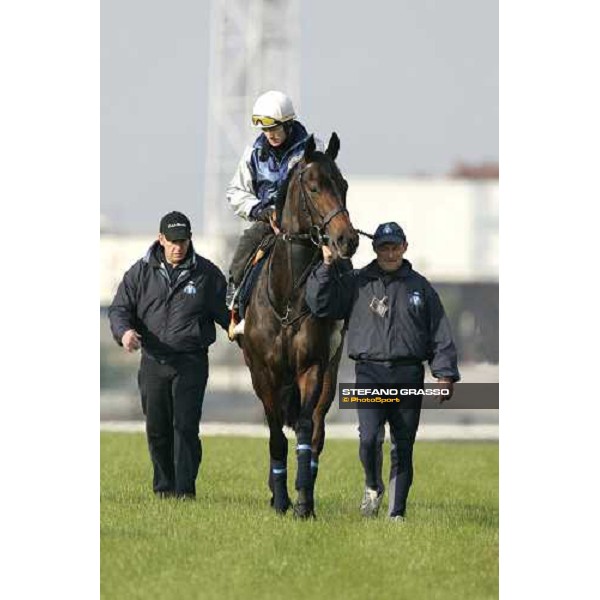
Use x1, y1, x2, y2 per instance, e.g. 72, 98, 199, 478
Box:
306, 222, 460, 521
109, 211, 229, 499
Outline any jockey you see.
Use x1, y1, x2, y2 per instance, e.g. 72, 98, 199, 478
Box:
226, 90, 323, 336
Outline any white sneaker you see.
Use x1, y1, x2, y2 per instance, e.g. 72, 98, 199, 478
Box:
390, 515, 406, 523
232, 318, 245, 337
359, 487, 383, 517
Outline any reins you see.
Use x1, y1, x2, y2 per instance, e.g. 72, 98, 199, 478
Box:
263, 161, 374, 328
265, 234, 321, 328
265, 163, 346, 328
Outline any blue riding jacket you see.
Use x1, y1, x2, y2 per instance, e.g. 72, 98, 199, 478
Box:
226, 121, 324, 220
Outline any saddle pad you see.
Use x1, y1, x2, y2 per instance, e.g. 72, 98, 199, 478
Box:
238, 258, 267, 319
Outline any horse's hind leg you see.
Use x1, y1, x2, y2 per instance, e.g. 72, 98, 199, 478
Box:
266, 412, 291, 513
309, 355, 340, 492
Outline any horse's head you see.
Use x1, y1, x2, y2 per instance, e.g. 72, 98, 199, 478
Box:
281, 133, 359, 259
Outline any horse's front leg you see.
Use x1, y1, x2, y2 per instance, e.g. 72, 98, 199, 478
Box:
294, 365, 322, 519
246, 347, 291, 514
265, 410, 291, 514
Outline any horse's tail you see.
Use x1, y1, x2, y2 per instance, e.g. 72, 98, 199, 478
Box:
280, 379, 301, 429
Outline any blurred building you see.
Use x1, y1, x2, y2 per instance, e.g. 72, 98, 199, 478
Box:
100, 234, 230, 306
347, 177, 498, 283
100, 178, 497, 296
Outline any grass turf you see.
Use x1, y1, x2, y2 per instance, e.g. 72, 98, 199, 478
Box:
101, 433, 498, 600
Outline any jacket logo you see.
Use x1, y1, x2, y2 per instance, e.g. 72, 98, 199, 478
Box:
369, 295, 389, 318
183, 282, 197, 295
409, 290, 422, 308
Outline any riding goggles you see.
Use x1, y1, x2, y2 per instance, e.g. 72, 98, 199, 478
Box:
251, 115, 284, 129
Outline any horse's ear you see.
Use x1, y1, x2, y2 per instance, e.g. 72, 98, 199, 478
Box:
304, 134, 316, 161
326, 132, 340, 161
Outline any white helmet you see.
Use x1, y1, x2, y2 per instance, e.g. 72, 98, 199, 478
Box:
251, 90, 296, 128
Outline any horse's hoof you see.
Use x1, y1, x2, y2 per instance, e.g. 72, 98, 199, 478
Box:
270, 495, 291, 514
293, 502, 316, 520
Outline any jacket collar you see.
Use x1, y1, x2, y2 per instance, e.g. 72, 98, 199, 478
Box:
144, 240, 197, 270
253, 121, 309, 157
362, 258, 413, 281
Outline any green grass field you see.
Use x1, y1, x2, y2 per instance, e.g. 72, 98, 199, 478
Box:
101, 433, 498, 600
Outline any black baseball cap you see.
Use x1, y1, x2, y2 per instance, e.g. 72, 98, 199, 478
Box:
372, 222, 406, 248
159, 211, 192, 241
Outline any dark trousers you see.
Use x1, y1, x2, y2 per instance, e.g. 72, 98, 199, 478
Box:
138, 353, 209, 496
229, 221, 272, 285
356, 361, 423, 517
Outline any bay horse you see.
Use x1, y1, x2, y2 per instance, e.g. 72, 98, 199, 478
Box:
241, 133, 359, 518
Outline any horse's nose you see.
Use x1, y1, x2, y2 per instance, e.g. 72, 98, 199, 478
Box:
334, 230, 359, 257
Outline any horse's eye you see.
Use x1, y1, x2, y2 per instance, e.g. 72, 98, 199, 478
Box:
310, 187, 319, 194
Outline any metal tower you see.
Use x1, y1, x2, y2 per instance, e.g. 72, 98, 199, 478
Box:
203, 0, 301, 236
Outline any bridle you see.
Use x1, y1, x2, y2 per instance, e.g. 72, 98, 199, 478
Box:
280, 162, 348, 247
266, 161, 348, 327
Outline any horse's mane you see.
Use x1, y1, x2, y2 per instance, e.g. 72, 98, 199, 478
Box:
274, 151, 348, 224
274, 161, 299, 223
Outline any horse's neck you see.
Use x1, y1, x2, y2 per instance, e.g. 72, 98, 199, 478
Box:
270, 187, 318, 306
280, 196, 298, 234
269, 236, 316, 303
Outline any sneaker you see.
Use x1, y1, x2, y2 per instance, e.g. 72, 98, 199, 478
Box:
359, 487, 383, 517
390, 515, 405, 523
232, 318, 245, 337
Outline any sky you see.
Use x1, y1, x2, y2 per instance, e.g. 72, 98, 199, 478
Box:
101, 0, 498, 233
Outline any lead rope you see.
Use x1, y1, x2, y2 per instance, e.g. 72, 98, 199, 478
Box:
355, 228, 374, 240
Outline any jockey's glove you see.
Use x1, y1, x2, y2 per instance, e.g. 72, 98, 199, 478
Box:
251, 206, 276, 223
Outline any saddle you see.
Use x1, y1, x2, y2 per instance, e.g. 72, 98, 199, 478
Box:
231, 234, 276, 324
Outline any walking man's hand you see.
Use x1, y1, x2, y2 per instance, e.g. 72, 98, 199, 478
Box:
322, 244, 334, 265
122, 329, 142, 352
437, 377, 454, 403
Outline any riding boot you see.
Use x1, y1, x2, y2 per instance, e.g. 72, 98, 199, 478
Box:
229, 221, 272, 284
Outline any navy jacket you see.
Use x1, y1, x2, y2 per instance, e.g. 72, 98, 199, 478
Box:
226, 122, 324, 220
250, 121, 310, 207
306, 259, 460, 380
108, 241, 229, 362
